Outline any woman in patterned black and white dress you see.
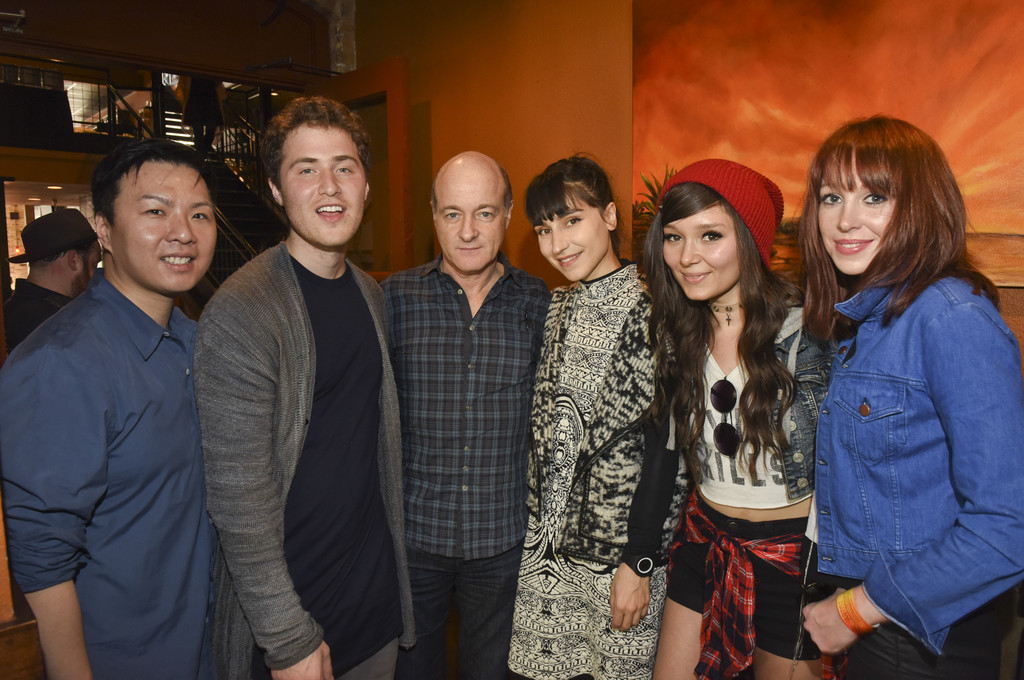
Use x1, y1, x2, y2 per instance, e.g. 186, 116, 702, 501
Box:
507, 156, 688, 680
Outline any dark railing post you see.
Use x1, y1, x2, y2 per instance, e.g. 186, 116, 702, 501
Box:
0, 177, 12, 303
150, 70, 165, 138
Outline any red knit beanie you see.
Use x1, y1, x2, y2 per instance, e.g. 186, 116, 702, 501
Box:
656, 159, 784, 266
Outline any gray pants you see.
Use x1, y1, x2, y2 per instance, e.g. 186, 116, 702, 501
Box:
338, 639, 399, 680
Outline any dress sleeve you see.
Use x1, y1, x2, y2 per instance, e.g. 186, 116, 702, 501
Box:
862, 298, 1024, 653
624, 416, 682, 565
0, 347, 108, 593
194, 293, 323, 670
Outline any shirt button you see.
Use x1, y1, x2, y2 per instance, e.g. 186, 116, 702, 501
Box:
162, 331, 170, 338
821, 407, 829, 415
469, 324, 476, 331
186, 368, 191, 376
818, 458, 826, 465
792, 452, 804, 463
797, 477, 809, 488
467, 363, 473, 369
465, 405, 471, 411
463, 465, 469, 471
462, 485, 468, 491
838, 345, 847, 355
820, 508, 830, 516
822, 555, 835, 562
464, 446, 470, 451
458, 289, 464, 295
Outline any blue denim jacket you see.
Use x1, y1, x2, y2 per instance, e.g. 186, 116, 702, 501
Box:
815, 278, 1024, 653
775, 309, 833, 500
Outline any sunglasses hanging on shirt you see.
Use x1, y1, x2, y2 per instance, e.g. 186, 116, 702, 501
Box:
710, 378, 740, 457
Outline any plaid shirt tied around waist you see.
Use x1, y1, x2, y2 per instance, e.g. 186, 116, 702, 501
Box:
678, 494, 847, 680
683, 493, 803, 680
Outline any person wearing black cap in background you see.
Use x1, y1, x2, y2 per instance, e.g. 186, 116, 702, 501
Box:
4, 209, 101, 350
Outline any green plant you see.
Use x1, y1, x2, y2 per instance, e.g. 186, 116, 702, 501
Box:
630, 166, 677, 264
631, 166, 677, 229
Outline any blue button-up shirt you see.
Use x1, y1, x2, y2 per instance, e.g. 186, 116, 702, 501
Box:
383, 254, 550, 559
0, 270, 214, 679
815, 278, 1024, 653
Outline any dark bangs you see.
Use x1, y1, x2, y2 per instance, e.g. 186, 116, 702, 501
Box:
525, 178, 594, 225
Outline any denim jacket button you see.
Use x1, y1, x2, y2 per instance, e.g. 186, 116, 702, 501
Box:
792, 452, 804, 463
789, 419, 798, 431
797, 477, 809, 488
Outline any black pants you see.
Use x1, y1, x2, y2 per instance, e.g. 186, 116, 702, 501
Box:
847, 602, 999, 680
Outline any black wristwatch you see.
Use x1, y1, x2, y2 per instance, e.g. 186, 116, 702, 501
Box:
624, 555, 655, 576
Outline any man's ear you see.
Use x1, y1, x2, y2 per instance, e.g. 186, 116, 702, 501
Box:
94, 214, 113, 255
65, 249, 82, 272
504, 201, 514, 230
269, 179, 283, 207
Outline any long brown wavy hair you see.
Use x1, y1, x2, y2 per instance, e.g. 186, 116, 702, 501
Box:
644, 182, 801, 483
799, 115, 998, 340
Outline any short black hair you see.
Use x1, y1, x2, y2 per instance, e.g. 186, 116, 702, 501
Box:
91, 138, 214, 223
524, 155, 620, 255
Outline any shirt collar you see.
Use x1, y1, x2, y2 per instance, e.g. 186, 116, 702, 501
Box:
421, 251, 526, 288
88, 269, 194, 360
13, 279, 73, 302
834, 285, 892, 323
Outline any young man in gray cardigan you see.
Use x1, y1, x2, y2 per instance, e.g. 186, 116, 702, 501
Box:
194, 96, 414, 680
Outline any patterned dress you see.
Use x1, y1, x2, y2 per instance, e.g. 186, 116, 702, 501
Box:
508, 265, 665, 680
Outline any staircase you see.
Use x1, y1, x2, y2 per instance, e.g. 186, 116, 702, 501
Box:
204, 161, 286, 285
163, 109, 193, 148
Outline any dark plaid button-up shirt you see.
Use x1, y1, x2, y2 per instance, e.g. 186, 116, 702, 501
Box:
383, 254, 550, 559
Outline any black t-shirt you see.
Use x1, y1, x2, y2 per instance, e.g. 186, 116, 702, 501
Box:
253, 259, 401, 677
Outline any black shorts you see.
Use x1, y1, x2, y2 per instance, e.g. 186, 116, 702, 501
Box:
666, 497, 825, 661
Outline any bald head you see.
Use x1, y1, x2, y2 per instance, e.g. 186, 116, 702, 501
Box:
430, 151, 515, 283
431, 152, 513, 215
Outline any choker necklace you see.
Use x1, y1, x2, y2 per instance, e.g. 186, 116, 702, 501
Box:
710, 302, 742, 326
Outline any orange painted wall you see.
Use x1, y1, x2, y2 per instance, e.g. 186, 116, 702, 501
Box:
355, 0, 633, 288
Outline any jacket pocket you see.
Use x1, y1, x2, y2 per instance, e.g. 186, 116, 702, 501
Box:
835, 378, 907, 463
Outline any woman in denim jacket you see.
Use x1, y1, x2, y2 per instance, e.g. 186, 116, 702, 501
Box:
643, 159, 833, 680
800, 116, 1024, 679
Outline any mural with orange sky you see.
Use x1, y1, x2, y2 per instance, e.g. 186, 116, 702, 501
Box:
633, 0, 1024, 285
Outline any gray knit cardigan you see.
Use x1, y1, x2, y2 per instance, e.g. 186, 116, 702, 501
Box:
194, 244, 414, 680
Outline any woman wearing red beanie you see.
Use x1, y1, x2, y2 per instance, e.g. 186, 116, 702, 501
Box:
643, 159, 833, 679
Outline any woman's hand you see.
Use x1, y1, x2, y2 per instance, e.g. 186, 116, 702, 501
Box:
803, 586, 886, 655
610, 563, 651, 631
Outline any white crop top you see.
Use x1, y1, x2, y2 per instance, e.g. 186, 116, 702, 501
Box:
695, 354, 802, 509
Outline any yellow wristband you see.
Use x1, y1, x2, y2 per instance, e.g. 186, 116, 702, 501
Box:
836, 588, 876, 636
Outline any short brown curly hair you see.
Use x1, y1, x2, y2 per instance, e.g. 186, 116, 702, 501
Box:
261, 95, 371, 189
